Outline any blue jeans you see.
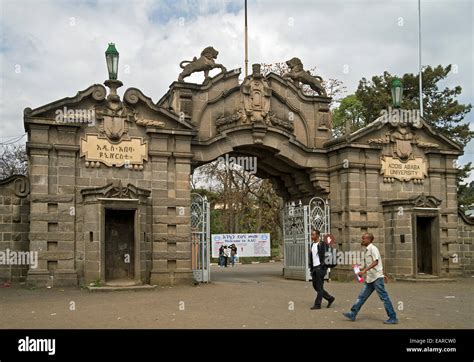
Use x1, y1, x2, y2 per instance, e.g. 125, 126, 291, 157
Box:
350, 277, 397, 319
219, 256, 225, 266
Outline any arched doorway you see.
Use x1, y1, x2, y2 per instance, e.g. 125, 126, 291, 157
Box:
190, 145, 330, 283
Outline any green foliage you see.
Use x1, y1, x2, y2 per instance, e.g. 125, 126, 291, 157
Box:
88, 279, 101, 287
354, 65, 472, 147
458, 162, 474, 210
332, 94, 365, 137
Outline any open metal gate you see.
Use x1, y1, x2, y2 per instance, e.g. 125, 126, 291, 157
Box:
191, 193, 210, 283
283, 197, 330, 281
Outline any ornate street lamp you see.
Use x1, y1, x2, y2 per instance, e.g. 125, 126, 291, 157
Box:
105, 43, 119, 80
104, 43, 122, 102
391, 78, 403, 108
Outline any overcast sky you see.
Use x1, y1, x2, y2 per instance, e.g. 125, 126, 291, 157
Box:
1, 0, 472, 180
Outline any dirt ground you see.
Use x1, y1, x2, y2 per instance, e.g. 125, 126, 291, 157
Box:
1, 262, 472, 329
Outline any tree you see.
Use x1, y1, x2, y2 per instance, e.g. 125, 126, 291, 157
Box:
354, 65, 472, 147
192, 159, 283, 254
331, 94, 365, 137
457, 162, 474, 211
261, 62, 346, 103
0, 144, 28, 179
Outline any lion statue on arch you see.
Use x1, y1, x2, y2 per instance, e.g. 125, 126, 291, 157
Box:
282, 57, 327, 96
178, 46, 227, 83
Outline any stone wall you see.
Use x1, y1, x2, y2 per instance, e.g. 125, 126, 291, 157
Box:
0, 175, 30, 283
456, 211, 474, 275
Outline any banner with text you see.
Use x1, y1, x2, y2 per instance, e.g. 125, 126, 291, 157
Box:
211, 233, 271, 258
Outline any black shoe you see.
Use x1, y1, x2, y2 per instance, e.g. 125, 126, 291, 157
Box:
327, 297, 335, 308
310, 305, 321, 310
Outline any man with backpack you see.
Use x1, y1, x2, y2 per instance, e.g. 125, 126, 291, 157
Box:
308, 229, 335, 310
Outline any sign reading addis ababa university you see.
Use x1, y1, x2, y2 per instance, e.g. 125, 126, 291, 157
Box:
211, 233, 271, 258
381, 156, 427, 181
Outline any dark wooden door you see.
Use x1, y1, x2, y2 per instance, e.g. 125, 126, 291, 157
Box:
105, 209, 135, 281
416, 216, 433, 274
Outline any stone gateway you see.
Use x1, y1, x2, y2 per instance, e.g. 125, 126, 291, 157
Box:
0, 49, 472, 287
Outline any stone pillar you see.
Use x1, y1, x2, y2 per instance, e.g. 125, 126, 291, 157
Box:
149, 143, 171, 285
52, 145, 79, 286
149, 132, 194, 285
26, 124, 79, 287
173, 149, 194, 284
26, 130, 52, 286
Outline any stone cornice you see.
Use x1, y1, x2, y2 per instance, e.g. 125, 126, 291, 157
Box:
381, 193, 442, 208
146, 128, 197, 136
156, 69, 241, 108
207, 86, 241, 105
148, 151, 173, 157
54, 144, 80, 152
123, 87, 196, 131
24, 84, 106, 118
172, 151, 194, 159
26, 143, 53, 150
325, 118, 463, 152
266, 72, 332, 104
81, 181, 151, 201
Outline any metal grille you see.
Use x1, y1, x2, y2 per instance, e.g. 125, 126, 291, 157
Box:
283, 198, 330, 281
308, 197, 330, 237
191, 193, 210, 283
283, 201, 310, 281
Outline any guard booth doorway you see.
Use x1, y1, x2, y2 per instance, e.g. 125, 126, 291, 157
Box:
105, 209, 135, 283
415, 215, 439, 276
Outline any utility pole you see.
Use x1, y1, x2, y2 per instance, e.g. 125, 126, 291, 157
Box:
418, 0, 424, 117
244, 0, 248, 77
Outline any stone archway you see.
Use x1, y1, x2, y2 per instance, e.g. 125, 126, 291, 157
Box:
161, 62, 333, 202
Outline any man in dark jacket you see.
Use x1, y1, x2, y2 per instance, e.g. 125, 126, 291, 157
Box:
309, 229, 335, 310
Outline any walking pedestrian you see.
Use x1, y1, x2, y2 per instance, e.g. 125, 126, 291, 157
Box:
342, 232, 398, 324
230, 244, 238, 266
223, 245, 229, 267
309, 229, 335, 310
218, 245, 225, 267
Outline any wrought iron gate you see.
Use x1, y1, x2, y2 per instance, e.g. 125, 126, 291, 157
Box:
308, 197, 330, 236
283, 197, 330, 281
191, 193, 210, 283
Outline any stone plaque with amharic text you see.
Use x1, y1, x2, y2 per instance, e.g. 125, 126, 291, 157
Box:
80, 134, 148, 167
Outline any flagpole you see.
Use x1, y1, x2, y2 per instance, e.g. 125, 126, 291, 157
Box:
418, 0, 423, 117
244, 0, 248, 77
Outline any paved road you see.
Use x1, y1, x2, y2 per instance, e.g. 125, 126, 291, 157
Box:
1, 262, 472, 329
